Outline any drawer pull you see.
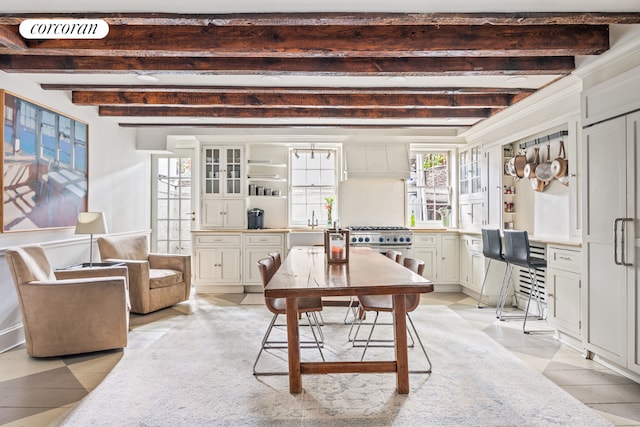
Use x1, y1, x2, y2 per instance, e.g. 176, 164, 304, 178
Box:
558, 256, 572, 261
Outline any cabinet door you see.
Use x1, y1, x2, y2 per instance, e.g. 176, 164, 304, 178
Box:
440, 234, 460, 283
485, 145, 502, 228
201, 199, 225, 228
219, 248, 242, 283
459, 239, 470, 286
244, 246, 282, 284
201, 199, 246, 228
224, 199, 246, 228
547, 267, 581, 338
470, 250, 485, 292
413, 247, 437, 282
202, 146, 244, 198
583, 116, 628, 365
195, 249, 220, 282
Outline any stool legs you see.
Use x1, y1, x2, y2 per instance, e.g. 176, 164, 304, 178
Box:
477, 258, 493, 308
522, 267, 553, 334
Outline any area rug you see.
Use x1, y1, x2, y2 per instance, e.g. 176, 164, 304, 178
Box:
59, 302, 611, 426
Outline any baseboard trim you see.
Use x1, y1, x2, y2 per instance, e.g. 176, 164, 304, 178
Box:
195, 284, 244, 294
0, 324, 24, 354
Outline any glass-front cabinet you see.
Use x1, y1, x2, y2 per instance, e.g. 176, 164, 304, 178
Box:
459, 145, 482, 198
203, 146, 244, 197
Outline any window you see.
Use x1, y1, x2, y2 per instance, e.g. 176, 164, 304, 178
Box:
408, 151, 450, 224
290, 148, 337, 227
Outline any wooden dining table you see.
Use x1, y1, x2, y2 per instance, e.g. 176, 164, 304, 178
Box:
264, 246, 434, 394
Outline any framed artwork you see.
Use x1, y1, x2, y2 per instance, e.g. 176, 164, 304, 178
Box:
1, 90, 88, 232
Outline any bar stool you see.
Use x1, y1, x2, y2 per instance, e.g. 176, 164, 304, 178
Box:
385, 250, 402, 263
477, 228, 508, 309
502, 230, 553, 334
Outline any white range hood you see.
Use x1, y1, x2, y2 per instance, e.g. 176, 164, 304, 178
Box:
344, 143, 411, 180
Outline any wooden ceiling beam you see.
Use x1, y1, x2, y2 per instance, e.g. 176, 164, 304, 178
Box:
0, 25, 26, 50
0, 55, 575, 75
43, 84, 536, 95
21, 24, 609, 57
98, 105, 495, 119
0, 12, 638, 26
72, 90, 518, 108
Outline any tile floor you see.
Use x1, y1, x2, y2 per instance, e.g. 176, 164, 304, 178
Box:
1, 292, 640, 426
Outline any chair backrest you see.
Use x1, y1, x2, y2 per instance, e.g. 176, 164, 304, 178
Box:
5, 245, 56, 286
503, 230, 531, 268
97, 235, 150, 261
385, 250, 402, 263
481, 228, 504, 261
403, 257, 425, 276
268, 251, 282, 269
257, 257, 276, 288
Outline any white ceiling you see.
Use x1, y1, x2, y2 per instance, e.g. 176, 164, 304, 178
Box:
4, 2, 640, 136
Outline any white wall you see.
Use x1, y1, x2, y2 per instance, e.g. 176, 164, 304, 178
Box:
0, 71, 151, 352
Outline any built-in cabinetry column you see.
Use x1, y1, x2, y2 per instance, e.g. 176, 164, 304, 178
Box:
583, 110, 640, 376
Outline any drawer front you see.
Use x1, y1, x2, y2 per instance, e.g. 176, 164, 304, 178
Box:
413, 234, 437, 246
547, 246, 581, 272
244, 233, 284, 246
194, 234, 241, 247
463, 235, 482, 252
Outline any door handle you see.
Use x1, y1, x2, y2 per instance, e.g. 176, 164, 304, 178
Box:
621, 218, 634, 266
614, 218, 622, 265
614, 217, 634, 266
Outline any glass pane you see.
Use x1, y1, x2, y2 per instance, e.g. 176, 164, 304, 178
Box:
291, 169, 306, 185
180, 220, 191, 241
169, 199, 180, 219
157, 221, 168, 240
157, 199, 168, 219
169, 220, 180, 240
306, 169, 321, 184
156, 240, 168, 253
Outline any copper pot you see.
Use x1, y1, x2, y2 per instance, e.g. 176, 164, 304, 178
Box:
551, 140, 568, 179
523, 147, 539, 179
513, 153, 527, 178
536, 144, 555, 183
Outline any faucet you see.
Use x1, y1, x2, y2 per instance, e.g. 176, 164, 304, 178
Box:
308, 210, 318, 229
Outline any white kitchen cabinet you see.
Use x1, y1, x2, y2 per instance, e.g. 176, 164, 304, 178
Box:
440, 234, 460, 284
459, 234, 484, 294
202, 145, 245, 198
582, 109, 640, 375
459, 199, 483, 231
243, 233, 285, 291
412, 233, 459, 288
201, 198, 246, 228
546, 245, 582, 341
484, 144, 504, 229
193, 233, 242, 293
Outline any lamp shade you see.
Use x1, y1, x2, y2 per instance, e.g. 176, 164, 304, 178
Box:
75, 212, 108, 235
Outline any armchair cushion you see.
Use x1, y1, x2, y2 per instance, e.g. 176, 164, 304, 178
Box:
150, 269, 183, 289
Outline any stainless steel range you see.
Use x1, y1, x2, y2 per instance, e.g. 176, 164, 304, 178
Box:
346, 226, 413, 252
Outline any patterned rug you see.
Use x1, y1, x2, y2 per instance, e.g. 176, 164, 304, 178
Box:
59, 301, 612, 426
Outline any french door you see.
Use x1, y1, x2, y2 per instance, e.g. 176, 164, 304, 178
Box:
151, 154, 195, 254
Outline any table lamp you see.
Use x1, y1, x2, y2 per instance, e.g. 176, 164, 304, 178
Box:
75, 212, 108, 267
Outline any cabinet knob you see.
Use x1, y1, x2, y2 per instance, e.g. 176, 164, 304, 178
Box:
547, 293, 554, 298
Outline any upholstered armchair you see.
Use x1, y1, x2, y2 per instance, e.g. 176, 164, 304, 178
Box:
5, 245, 130, 358
97, 234, 191, 314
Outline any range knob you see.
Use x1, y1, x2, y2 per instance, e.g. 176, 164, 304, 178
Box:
393, 237, 398, 242
379, 237, 384, 243
351, 237, 357, 243
406, 237, 412, 243
364, 237, 370, 242
358, 237, 364, 242
399, 237, 405, 242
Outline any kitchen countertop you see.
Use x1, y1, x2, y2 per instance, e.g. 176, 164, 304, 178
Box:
191, 228, 582, 247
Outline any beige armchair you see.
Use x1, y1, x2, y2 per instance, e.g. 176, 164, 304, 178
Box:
97, 234, 191, 314
5, 245, 130, 358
